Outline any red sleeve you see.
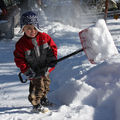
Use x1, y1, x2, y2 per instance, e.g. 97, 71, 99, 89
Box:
13, 42, 29, 73
46, 34, 57, 73
47, 34, 57, 59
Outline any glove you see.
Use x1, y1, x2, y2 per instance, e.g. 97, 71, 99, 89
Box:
34, 67, 48, 78
49, 57, 57, 67
24, 68, 36, 79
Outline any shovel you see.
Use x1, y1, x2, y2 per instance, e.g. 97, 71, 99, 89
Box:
79, 19, 118, 64
19, 19, 118, 83
19, 48, 84, 83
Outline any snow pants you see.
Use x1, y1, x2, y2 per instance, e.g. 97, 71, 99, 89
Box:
28, 75, 51, 106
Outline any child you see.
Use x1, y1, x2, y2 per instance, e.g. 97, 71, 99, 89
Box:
13, 11, 57, 113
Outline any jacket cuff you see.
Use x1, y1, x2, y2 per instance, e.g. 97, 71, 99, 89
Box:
23, 68, 31, 76
48, 67, 55, 73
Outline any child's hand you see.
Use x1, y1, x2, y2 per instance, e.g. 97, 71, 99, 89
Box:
34, 67, 48, 78
26, 69, 36, 79
49, 57, 57, 67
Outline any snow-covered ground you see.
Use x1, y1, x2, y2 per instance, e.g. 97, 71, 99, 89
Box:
1, 11, 120, 120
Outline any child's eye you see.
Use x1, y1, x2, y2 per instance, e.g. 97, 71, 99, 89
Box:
34, 27, 37, 30
28, 27, 32, 30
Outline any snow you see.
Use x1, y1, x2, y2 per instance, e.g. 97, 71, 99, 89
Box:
1, 11, 120, 120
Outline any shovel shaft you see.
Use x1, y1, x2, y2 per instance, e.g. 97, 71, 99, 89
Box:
55, 48, 84, 63
18, 48, 83, 83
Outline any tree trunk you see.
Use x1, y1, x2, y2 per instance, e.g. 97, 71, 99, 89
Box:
104, 0, 108, 22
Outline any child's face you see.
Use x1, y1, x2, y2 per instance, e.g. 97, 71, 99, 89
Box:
23, 25, 38, 38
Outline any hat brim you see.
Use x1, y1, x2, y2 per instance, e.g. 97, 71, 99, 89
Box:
18, 25, 43, 34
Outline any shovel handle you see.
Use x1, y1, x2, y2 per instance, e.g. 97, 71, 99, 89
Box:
18, 72, 27, 83
54, 48, 84, 63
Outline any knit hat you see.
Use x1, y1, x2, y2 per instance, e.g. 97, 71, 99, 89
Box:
19, 11, 42, 33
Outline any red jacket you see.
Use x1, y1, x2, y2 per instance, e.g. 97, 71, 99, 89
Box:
14, 32, 57, 77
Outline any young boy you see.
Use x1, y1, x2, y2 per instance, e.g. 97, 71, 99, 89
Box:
13, 11, 57, 113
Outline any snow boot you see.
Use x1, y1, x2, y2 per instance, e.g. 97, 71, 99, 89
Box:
33, 103, 49, 113
41, 97, 54, 107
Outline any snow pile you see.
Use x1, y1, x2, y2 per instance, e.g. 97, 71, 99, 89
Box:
0, 17, 120, 120
79, 19, 118, 64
